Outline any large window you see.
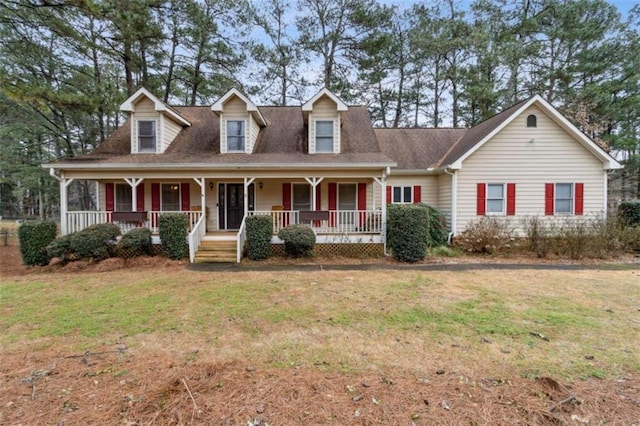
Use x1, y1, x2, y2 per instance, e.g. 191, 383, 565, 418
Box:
115, 183, 132, 211
138, 120, 156, 152
227, 120, 245, 152
392, 186, 413, 204
315, 120, 334, 153
486, 184, 504, 214
162, 183, 181, 211
292, 184, 311, 211
555, 183, 573, 214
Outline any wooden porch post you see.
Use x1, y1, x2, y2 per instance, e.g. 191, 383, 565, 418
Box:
124, 178, 143, 211
304, 177, 324, 210
374, 169, 388, 253
244, 177, 255, 217
193, 177, 205, 221
61, 177, 74, 236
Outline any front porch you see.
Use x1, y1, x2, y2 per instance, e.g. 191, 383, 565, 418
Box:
53, 173, 390, 263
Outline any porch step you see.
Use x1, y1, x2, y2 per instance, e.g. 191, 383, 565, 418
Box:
194, 239, 237, 263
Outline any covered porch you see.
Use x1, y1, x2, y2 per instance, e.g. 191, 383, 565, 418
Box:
51, 170, 390, 262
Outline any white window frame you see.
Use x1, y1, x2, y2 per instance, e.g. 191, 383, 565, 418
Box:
315, 120, 334, 153
555, 183, 573, 215
161, 183, 181, 211
137, 120, 157, 153
486, 183, 505, 215
114, 183, 133, 212
226, 120, 246, 152
392, 186, 413, 204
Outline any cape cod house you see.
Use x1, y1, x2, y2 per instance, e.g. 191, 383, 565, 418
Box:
44, 87, 621, 262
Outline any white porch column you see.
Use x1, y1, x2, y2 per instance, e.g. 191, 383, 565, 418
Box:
60, 177, 74, 235
374, 169, 388, 253
243, 177, 255, 217
304, 177, 324, 210
124, 178, 143, 211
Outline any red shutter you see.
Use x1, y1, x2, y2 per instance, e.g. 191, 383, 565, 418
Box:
151, 183, 160, 211
574, 183, 584, 215
105, 183, 114, 212
282, 183, 291, 210
136, 184, 145, 212
357, 183, 367, 227
506, 183, 516, 216
545, 183, 554, 215
315, 184, 322, 211
413, 185, 422, 204
282, 183, 291, 227
386, 186, 392, 204
328, 183, 337, 227
181, 183, 190, 211
476, 183, 486, 216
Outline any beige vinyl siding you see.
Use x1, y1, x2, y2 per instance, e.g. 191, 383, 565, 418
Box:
162, 115, 182, 151
437, 173, 452, 229
309, 96, 341, 154
248, 115, 260, 153
131, 98, 160, 153
455, 105, 605, 235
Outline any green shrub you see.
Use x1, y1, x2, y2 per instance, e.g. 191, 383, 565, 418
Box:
278, 224, 315, 257
70, 223, 121, 260
456, 217, 514, 254
246, 215, 273, 260
618, 200, 640, 227
387, 204, 430, 262
117, 227, 152, 257
424, 205, 448, 247
47, 234, 73, 261
159, 213, 189, 260
18, 221, 58, 266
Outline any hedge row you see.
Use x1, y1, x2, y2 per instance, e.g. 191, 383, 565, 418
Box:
18, 221, 58, 266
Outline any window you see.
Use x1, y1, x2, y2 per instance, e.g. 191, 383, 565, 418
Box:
315, 120, 334, 152
161, 183, 180, 211
227, 120, 245, 152
486, 184, 504, 214
526, 114, 537, 128
115, 183, 132, 211
138, 120, 156, 152
392, 186, 413, 204
555, 183, 573, 214
292, 184, 311, 211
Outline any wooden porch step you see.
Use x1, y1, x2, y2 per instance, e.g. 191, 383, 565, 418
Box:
194, 239, 237, 263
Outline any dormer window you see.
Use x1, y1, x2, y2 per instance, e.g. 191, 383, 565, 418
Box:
227, 120, 245, 152
138, 120, 157, 152
316, 120, 334, 153
526, 114, 537, 128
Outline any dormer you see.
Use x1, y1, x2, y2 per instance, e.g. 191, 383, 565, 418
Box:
302, 88, 348, 154
211, 88, 266, 154
120, 88, 191, 154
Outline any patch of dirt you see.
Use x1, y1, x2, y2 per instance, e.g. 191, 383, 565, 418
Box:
1, 345, 638, 425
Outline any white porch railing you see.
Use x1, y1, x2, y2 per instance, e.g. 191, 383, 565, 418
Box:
65, 210, 203, 235
248, 210, 382, 235
236, 216, 247, 263
188, 213, 206, 263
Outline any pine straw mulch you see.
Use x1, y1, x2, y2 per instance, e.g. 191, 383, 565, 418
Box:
1, 344, 639, 425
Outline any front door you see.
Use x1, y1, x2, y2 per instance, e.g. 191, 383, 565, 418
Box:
218, 183, 243, 230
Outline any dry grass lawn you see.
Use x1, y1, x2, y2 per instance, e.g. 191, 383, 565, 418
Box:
1, 239, 640, 424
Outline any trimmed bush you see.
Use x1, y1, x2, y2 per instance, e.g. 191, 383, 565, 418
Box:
246, 215, 273, 260
618, 200, 640, 227
387, 204, 430, 262
159, 213, 189, 260
117, 227, 152, 257
278, 224, 315, 257
424, 205, 448, 247
18, 221, 58, 266
70, 223, 121, 260
46, 234, 73, 261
